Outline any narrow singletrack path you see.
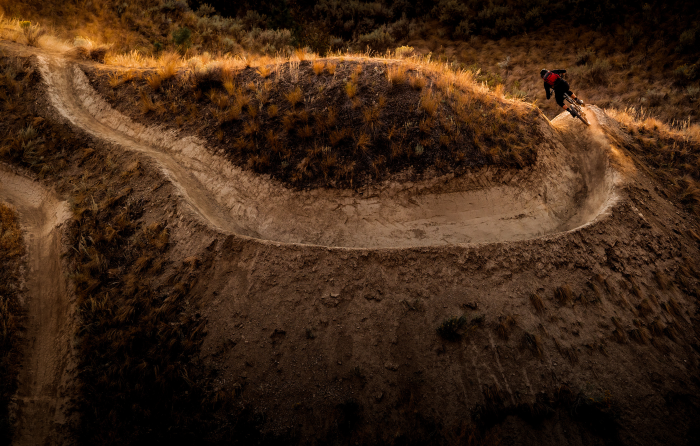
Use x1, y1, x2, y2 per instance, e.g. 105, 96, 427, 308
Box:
0, 166, 71, 446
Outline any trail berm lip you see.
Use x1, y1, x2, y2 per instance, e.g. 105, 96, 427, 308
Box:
31, 51, 623, 250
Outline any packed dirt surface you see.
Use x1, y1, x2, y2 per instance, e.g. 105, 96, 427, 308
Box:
0, 165, 71, 445
37, 53, 618, 248
3, 40, 700, 445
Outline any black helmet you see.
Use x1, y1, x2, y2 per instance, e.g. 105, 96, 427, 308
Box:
540, 69, 548, 78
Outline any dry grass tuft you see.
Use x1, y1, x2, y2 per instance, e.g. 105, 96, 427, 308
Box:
409, 74, 427, 90
629, 326, 651, 344
145, 73, 162, 91
345, 82, 358, 99
522, 332, 543, 358
139, 90, 159, 114
108, 73, 123, 88
312, 61, 325, 75
554, 285, 574, 305
257, 65, 271, 78
355, 133, 372, 154
325, 62, 337, 75
496, 315, 517, 340
0, 203, 24, 259
529, 293, 545, 313
285, 86, 303, 107
387, 64, 407, 86
420, 91, 439, 117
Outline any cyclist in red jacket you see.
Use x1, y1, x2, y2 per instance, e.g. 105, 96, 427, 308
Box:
540, 69, 584, 117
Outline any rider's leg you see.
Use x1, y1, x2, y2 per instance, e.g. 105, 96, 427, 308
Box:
570, 91, 584, 105
556, 89, 575, 116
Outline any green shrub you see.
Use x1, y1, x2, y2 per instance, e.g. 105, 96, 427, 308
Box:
674, 62, 699, 83
159, 0, 190, 13
435, 0, 470, 33
242, 28, 292, 53
454, 19, 471, 39
172, 27, 192, 47
676, 27, 699, 53
196, 3, 216, 17
357, 25, 394, 51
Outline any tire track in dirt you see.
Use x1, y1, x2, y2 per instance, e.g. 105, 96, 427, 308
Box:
0, 166, 71, 446
35, 53, 621, 249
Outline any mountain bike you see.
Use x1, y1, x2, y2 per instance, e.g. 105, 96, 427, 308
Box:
564, 93, 590, 126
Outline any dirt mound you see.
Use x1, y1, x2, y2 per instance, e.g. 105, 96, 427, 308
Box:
38, 55, 619, 248
85, 56, 543, 189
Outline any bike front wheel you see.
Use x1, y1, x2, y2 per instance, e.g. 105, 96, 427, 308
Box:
577, 111, 590, 126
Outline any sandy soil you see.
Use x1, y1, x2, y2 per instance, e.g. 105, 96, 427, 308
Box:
0, 165, 71, 446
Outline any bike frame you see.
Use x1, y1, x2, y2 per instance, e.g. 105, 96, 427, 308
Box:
563, 93, 590, 126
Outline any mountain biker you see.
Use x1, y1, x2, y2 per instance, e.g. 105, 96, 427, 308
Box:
540, 69, 584, 117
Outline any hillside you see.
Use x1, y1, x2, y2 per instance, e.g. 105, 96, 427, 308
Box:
1, 0, 699, 124
1, 2, 700, 446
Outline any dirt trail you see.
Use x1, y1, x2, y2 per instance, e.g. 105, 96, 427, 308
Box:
0, 166, 71, 446
34, 54, 620, 249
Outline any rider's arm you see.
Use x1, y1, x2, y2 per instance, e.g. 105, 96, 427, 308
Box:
544, 83, 551, 99
552, 69, 567, 75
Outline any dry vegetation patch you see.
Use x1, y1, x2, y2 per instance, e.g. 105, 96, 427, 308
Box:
606, 108, 700, 214
0, 202, 25, 444
87, 56, 544, 189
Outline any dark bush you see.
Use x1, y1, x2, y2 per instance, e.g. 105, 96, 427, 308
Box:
172, 27, 192, 47
437, 315, 467, 341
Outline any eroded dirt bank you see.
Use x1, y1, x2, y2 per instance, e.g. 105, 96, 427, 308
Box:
0, 166, 71, 445
39, 54, 619, 248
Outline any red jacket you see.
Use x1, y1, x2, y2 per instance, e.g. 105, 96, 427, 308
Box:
543, 69, 566, 99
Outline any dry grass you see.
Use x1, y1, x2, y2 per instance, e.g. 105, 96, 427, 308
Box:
345, 82, 358, 99
409, 74, 427, 90
257, 65, 271, 78
496, 315, 517, 340
312, 61, 325, 75
522, 332, 543, 358
0, 201, 25, 443
554, 285, 574, 305
387, 64, 407, 86
145, 73, 162, 91
285, 86, 303, 107
606, 107, 700, 213
0, 203, 24, 263
530, 293, 545, 313
419, 91, 439, 117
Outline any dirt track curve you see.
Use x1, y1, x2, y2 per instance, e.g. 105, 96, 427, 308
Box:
36, 54, 620, 249
0, 166, 71, 446
1, 44, 623, 444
